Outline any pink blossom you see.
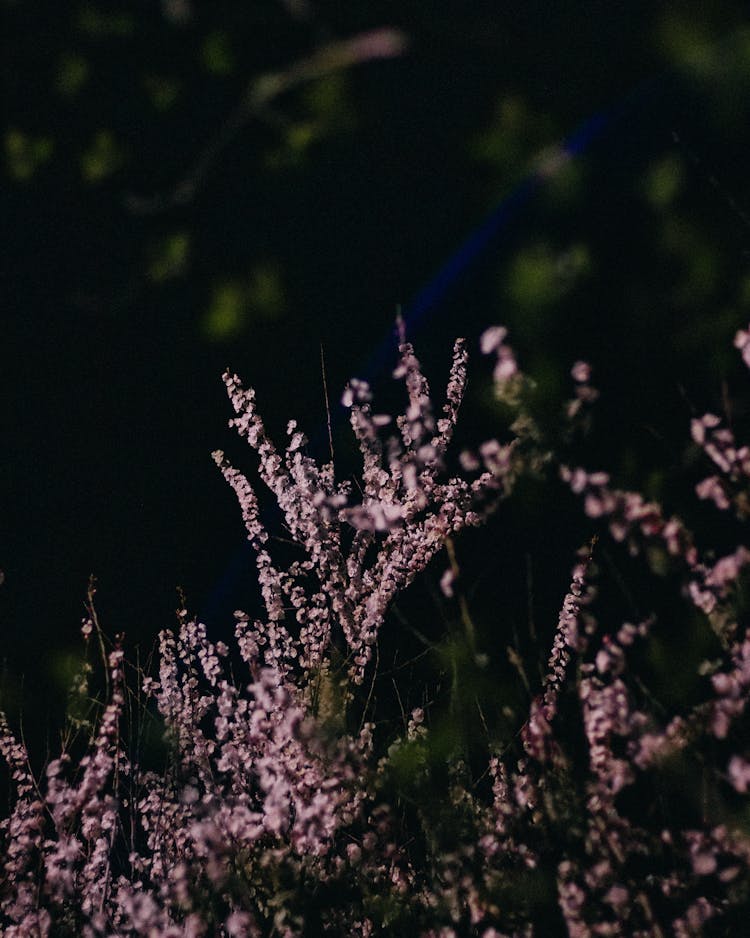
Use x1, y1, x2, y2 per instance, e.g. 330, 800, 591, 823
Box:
439, 567, 455, 598
695, 474, 730, 510
727, 755, 750, 793
735, 325, 750, 368
4, 326, 750, 934
571, 360, 592, 383
479, 325, 508, 354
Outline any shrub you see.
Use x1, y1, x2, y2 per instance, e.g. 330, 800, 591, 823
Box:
2, 322, 750, 935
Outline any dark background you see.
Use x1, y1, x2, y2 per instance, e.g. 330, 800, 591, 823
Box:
4, 0, 750, 743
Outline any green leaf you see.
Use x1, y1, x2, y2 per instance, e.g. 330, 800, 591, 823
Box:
143, 74, 181, 111
77, 4, 134, 37
80, 130, 122, 182
56, 52, 89, 97
201, 30, 234, 76
5, 128, 54, 180
148, 231, 190, 281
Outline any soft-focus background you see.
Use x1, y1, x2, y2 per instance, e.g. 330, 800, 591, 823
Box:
4, 1, 750, 745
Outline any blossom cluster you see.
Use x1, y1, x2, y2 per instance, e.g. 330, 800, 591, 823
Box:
1, 324, 750, 935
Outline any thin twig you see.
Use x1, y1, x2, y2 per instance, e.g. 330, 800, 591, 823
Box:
125, 28, 407, 215
358, 641, 379, 732
320, 342, 334, 463
445, 536, 477, 654
87, 575, 110, 702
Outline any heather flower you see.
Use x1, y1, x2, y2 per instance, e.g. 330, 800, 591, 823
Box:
727, 754, 750, 793
480, 325, 519, 397
566, 360, 599, 419
3, 324, 750, 934
695, 473, 730, 511
213, 334, 508, 686
691, 412, 750, 480
439, 566, 455, 598
734, 324, 750, 368
571, 361, 591, 384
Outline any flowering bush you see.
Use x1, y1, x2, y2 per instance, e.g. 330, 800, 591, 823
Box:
2, 322, 750, 935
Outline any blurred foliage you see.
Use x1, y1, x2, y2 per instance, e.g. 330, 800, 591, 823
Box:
203, 262, 286, 341
143, 74, 181, 111
77, 5, 134, 38
5, 128, 53, 180
200, 29, 234, 76
642, 154, 684, 208
265, 73, 355, 169
471, 94, 556, 193
80, 130, 122, 182
505, 241, 591, 314
5, 0, 750, 385
56, 52, 89, 97
147, 230, 191, 281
